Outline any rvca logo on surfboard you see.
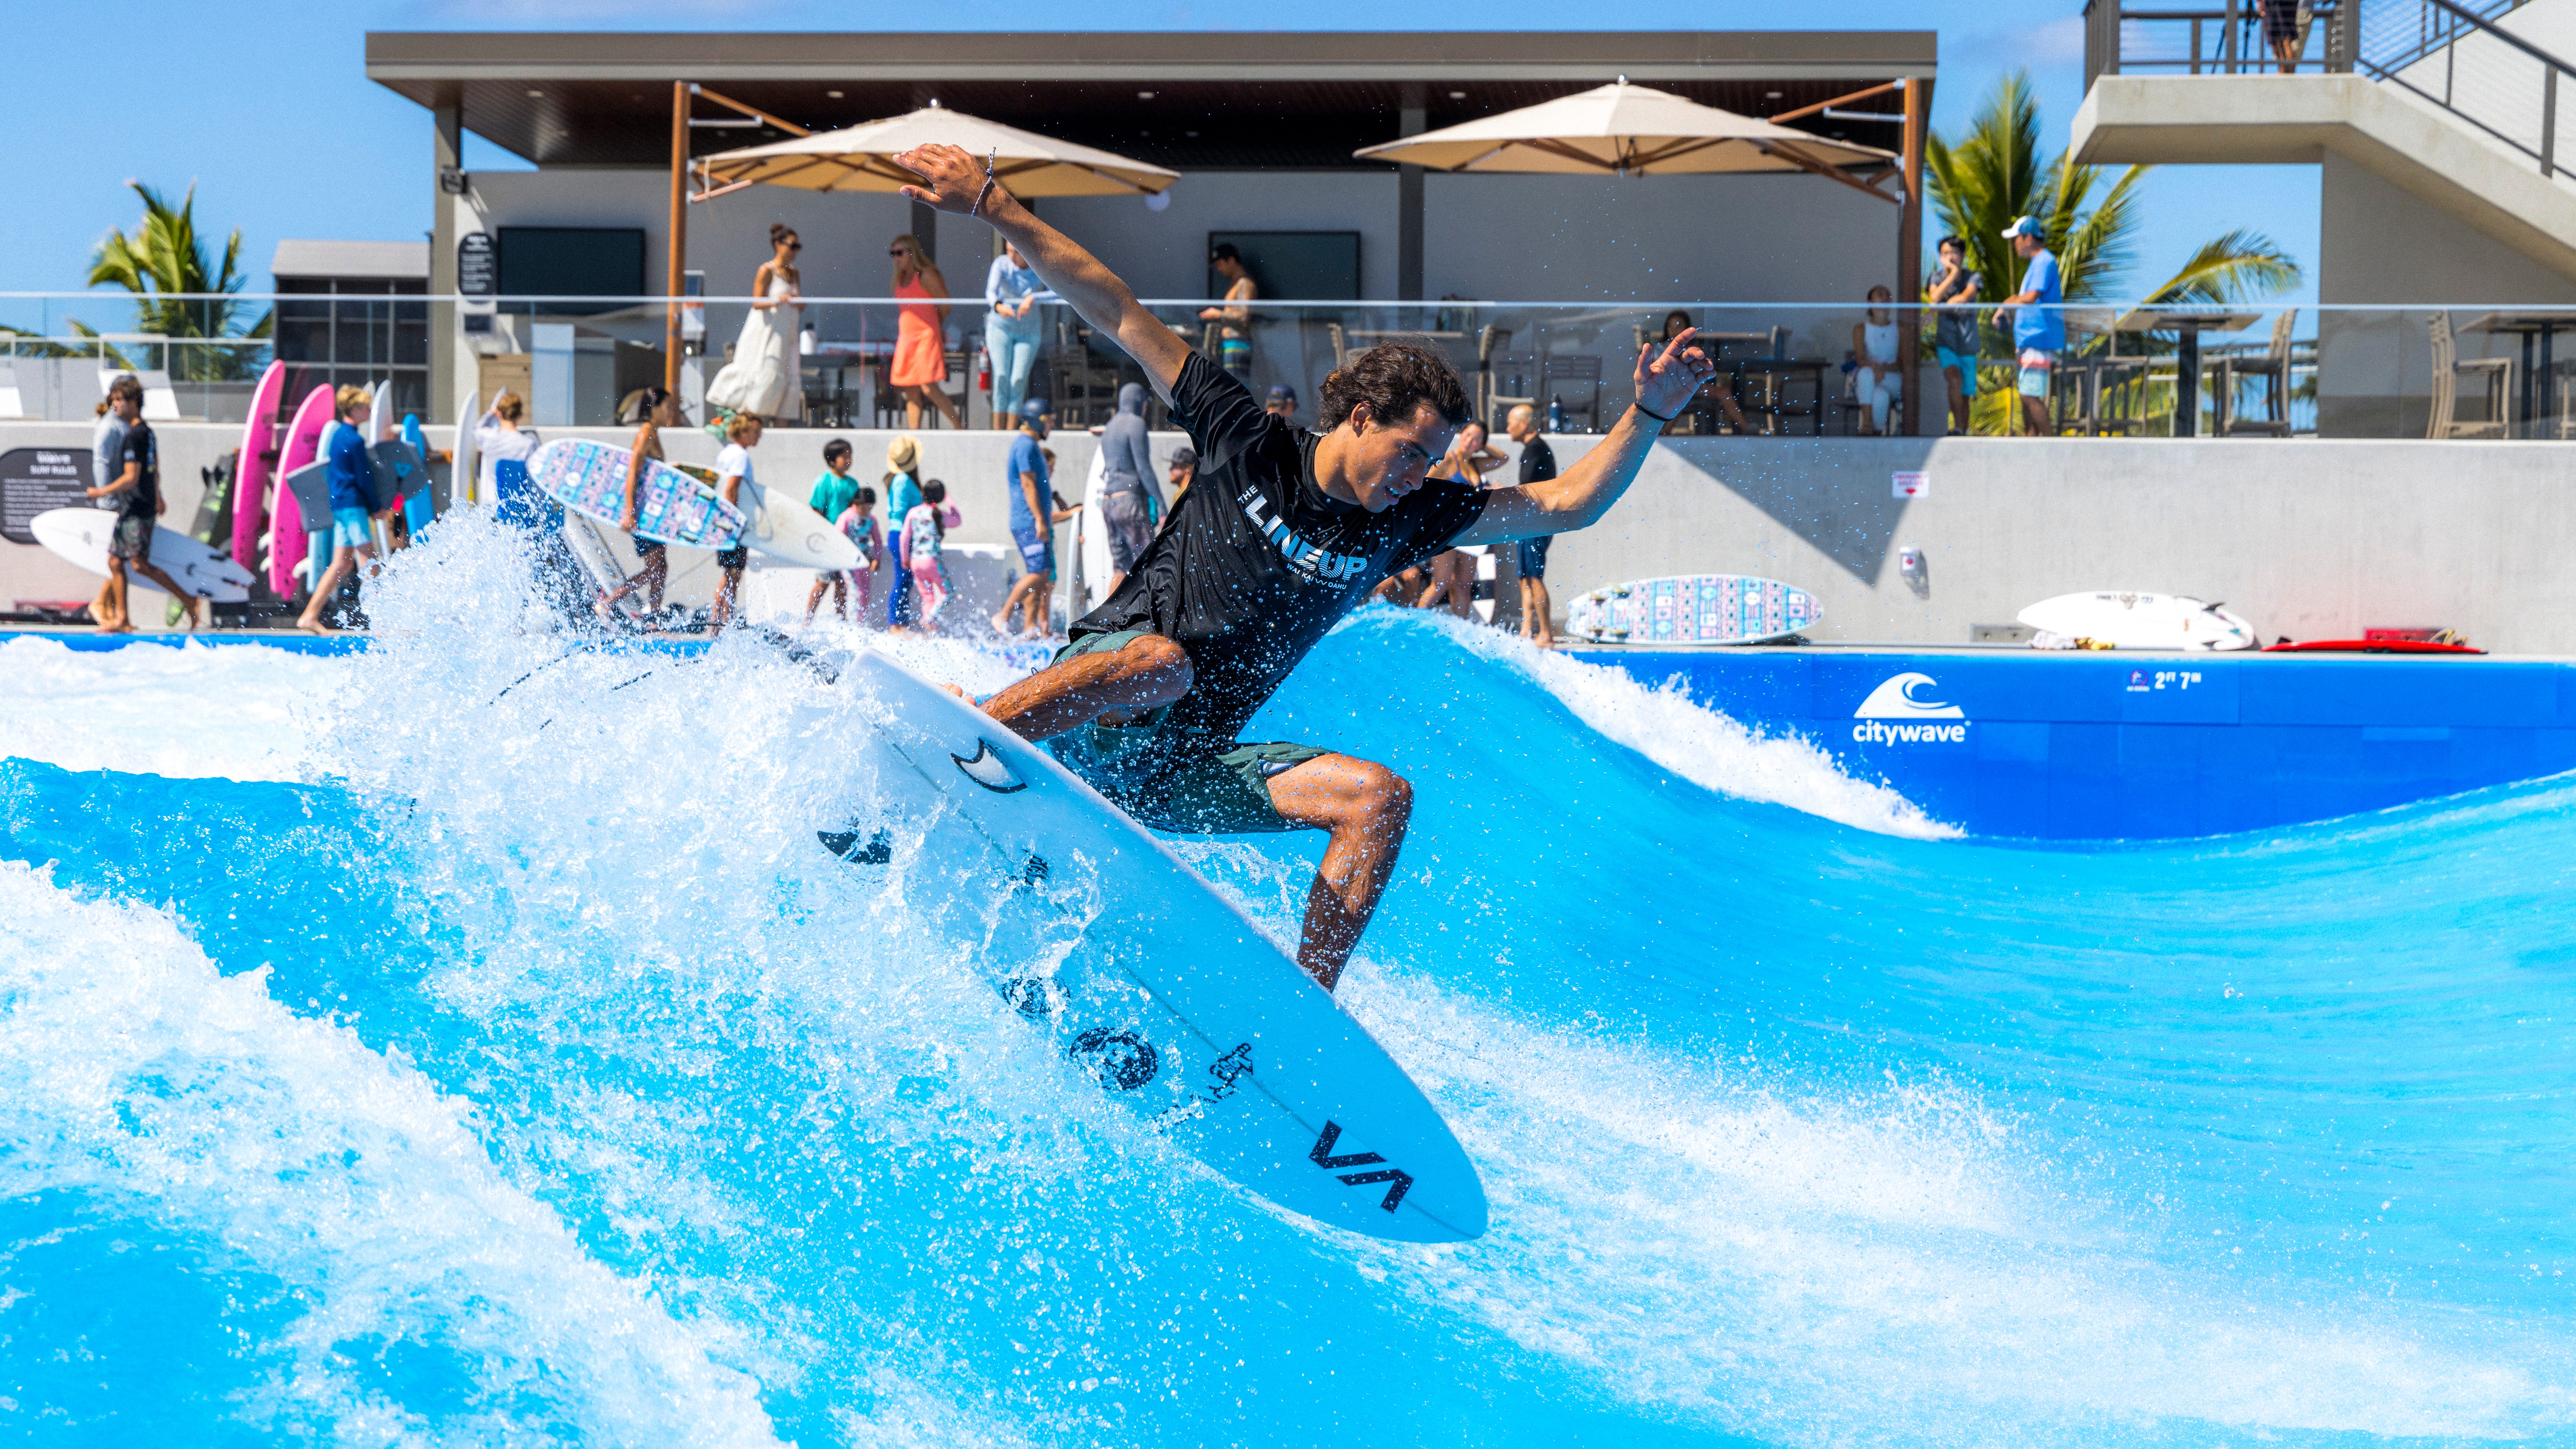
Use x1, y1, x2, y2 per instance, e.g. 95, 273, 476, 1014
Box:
1238, 485, 1370, 584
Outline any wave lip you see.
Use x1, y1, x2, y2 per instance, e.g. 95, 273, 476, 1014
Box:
1361, 609, 1960, 839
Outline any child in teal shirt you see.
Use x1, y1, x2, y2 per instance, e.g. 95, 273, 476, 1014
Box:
803, 438, 861, 626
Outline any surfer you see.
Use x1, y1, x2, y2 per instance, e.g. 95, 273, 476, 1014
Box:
895, 141, 1715, 991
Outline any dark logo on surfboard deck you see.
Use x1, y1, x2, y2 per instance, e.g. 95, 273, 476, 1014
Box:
1070, 1028, 1160, 1091
1309, 1121, 1414, 1213
951, 739, 1027, 793
1148, 1043, 1256, 1130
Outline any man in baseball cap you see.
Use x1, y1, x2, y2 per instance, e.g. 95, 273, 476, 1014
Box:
1996, 216, 2063, 435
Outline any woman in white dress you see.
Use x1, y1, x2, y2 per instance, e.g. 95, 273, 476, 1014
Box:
705, 224, 803, 425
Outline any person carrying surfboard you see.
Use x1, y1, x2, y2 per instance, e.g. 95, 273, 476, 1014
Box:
894, 142, 1716, 991
84, 375, 206, 633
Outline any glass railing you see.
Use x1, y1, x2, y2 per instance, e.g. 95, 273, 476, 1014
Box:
11, 292, 2576, 441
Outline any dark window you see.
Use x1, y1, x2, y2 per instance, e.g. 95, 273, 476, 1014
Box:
497, 227, 646, 316
1207, 231, 1361, 301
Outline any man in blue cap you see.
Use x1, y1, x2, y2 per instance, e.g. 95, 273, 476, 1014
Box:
1997, 215, 2063, 436
996, 396, 1076, 637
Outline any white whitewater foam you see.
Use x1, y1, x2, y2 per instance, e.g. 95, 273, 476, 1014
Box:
0, 860, 786, 1444
0, 636, 345, 781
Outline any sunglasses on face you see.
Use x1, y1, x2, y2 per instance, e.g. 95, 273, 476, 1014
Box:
786, 241, 801, 251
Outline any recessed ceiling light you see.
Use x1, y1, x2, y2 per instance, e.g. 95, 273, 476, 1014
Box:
1765, 90, 1782, 99
1185, 129, 1198, 137
1448, 91, 1466, 99
526, 89, 544, 98
826, 89, 844, 99
1138, 90, 1156, 100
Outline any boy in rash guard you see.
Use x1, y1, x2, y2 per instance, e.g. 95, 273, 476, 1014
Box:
892, 141, 1716, 992
297, 386, 399, 633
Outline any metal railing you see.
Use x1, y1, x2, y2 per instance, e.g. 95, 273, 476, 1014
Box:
2085, 0, 2576, 184
15, 293, 2576, 440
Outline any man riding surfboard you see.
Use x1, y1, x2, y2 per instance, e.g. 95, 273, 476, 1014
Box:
895, 142, 1718, 993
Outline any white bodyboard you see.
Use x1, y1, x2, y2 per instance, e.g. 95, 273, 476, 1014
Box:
842, 649, 1486, 1243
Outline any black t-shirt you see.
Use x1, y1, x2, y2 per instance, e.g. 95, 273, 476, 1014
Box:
116, 420, 158, 520
1073, 352, 1487, 751
1517, 435, 1557, 487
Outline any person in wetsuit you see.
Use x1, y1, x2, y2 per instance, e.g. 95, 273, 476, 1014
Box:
893, 141, 1717, 992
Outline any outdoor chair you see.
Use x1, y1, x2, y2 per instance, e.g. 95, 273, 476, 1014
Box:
2428, 310, 2513, 439
1487, 348, 1538, 430
2553, 360, 2576, 440
2214, 312, 2297, 436
1543, 354, 1603, 431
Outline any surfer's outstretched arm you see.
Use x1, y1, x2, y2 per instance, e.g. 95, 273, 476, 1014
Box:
1447, 330, 1718, 547
895, 144, 1194, 404
979, 633, 1193, 742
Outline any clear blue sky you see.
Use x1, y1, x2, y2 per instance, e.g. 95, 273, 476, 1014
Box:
0, 0, 2319, 328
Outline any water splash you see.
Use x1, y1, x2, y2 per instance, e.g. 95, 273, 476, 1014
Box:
3, 517, 2573, 1445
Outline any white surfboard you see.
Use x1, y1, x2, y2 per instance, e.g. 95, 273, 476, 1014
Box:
30, 507, 255, 603
2017, 591, 2257, 651
732, 476, 862, 571
840, 649, 1487, 1243
1060, 445, 1113, 622
562, 515, 647, 618
452, 390, 480, 509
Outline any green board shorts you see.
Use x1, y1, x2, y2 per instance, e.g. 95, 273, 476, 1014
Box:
1040, 628, 1333, 834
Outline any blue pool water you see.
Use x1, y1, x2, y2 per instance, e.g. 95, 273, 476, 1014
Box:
2, 516, 2571, 1446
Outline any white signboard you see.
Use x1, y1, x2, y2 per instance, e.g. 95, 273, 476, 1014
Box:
1892, 471, 1930, 499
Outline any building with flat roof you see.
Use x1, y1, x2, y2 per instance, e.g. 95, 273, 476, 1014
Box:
369, 29, 1937, 427
271, 240, 430, 426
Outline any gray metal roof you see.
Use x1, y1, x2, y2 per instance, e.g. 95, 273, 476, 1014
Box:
271, 239, 431, 280
366, 30, 1934, 170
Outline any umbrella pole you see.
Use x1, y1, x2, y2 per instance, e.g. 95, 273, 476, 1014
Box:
666, 80, 689, 394
1896, 77, 1928, 436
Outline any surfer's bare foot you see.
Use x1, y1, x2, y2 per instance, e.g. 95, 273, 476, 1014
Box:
96, 620, 133, 635
184, 597, 207, 632
990, 610, 1012, 636
296, 617, 335, 635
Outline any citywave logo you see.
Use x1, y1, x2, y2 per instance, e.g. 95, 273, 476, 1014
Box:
1851, 672, 1970, 745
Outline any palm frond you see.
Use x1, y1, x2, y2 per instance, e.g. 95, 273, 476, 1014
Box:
2141, 228, 2305, 306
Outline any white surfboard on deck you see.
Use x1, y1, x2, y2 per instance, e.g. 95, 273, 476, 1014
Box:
29, 508, 255, 602
2018, 592, 2257, 651
840, 648, 1486, 1243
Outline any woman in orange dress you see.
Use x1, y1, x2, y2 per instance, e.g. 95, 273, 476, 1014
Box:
887, 233, 963, 429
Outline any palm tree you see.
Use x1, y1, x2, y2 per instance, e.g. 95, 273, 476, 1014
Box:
1924, 72, 2301, 431
72, 181, 272, 382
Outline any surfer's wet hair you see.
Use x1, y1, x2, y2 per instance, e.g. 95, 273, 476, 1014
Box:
1320, 341, 1472, 434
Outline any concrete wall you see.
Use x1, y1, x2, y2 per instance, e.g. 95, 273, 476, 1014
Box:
1536, 432, 2576, 654
2317, 152, 2576, 437
15, 422, 2567, 655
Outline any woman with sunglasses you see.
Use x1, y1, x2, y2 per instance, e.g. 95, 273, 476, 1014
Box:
705, 224, 804, 428
888, 233, 964, 429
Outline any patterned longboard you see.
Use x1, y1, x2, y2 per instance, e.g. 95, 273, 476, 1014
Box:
528, 438, 746, 549
1566, 573, 1821, 645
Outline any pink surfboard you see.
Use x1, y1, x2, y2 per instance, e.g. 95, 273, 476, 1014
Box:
230, 361, 286, 581
268, 384, 334, 596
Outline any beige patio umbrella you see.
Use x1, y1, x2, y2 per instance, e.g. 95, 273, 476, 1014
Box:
698, 103, 1179, 199
1353, 79, 1895, 191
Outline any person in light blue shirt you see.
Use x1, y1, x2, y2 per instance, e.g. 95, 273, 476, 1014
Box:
1998, 215, 2064, 436
984, 240, 1046, 427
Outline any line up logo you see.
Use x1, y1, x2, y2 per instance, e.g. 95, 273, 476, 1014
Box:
1851, 672, 1970, 745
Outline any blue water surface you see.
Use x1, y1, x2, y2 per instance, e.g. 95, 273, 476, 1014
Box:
0, 519, 2570, 1447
